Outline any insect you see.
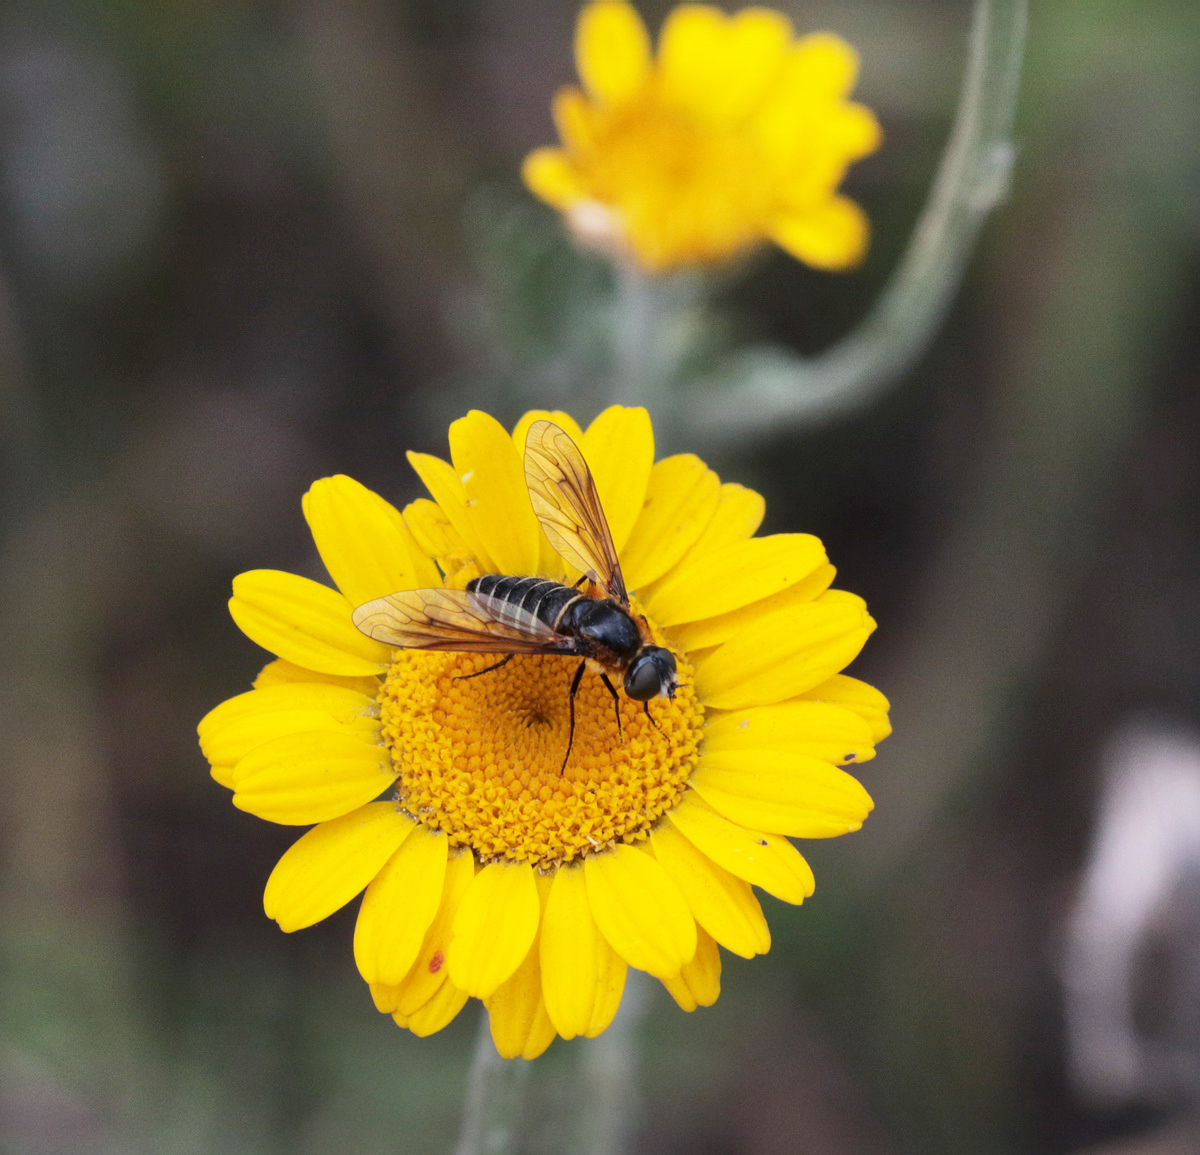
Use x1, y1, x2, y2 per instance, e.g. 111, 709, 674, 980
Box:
352, 420, 679, 772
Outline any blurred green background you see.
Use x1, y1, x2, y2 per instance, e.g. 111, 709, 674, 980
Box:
3, 1, 1200, 1152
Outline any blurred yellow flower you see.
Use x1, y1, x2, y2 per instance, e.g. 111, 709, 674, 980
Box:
199, 407, 889, 1058
523, 1, 882, 273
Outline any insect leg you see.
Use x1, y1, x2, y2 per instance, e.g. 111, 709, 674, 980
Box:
561, 659, 588, 774
643, 700, 665, 734
453, 654, 515, 681
599, 671, 624, 744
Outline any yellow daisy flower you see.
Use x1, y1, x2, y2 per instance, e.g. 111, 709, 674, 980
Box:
199, 407, 889, 1059
522, 1, 882, 273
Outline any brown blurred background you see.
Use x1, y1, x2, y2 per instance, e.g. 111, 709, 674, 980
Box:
2, 1, 1200, 1152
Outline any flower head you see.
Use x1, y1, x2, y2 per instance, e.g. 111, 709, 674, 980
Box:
523, 2, 882, 273
199, 407, 889, 1059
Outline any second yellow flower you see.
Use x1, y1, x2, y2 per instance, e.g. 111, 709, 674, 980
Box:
523, 1, 882, 273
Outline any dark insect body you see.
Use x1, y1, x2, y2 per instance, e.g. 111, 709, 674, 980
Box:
353, 421, 679, 771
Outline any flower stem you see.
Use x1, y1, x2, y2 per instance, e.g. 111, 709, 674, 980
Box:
454, 1012, 531, 1155
690, 0, 1028, 441
613, 261, 655, 407
574, 969, 649, 1155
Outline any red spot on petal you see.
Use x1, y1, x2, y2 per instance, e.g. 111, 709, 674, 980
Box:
428, 950, 444, 974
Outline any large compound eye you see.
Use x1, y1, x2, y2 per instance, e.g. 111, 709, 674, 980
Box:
623, 647, 676, 701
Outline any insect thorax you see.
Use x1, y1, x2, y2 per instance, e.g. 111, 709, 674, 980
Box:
560, 597, 642, 661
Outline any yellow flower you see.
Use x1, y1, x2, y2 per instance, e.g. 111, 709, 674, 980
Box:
523, 2, 882, 273
199, 407, 889, 1059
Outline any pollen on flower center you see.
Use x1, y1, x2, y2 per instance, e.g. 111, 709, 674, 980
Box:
378, 623, 704, 870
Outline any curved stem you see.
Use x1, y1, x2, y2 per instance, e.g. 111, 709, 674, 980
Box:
689, 0, 1028, 442
575, 968, 649, 1155
454, 1011, 531, 1155
613, 262, 653, 407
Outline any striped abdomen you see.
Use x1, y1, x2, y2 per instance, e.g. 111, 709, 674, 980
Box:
467, 574, 582, 633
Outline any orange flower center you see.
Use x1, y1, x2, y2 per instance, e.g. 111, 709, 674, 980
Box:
378, 616, 704, 870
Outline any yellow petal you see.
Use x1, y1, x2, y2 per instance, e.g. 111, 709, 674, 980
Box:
770, 195, 870, 271
691, 749, 873, 838
783, 31, 861, 101
660, 5, 792, 127
678, 482, 765, 561
643, 533, 826, 626
389, 850, 477, 1017
759, 90, 880, 202
620, 455, 721, 591
815, 587, 868, 614
661, 927, 721, 1011
263, 803, 413, 932
584, 953, 627, 1038
650, 822, 769, 958
368, 850, 474, 1014
540, 864, 628, 1040
583, 844, 696, 979
232, 730, 396, 825
703, 699, 876, 766
370, 981, 401, 1013
229, 570, 389, 677
401, 498, 466, 567
666, 792, 814, 902
752, 36, 864, 168
449, 410, 543, 577
449, 861, 540, 998
522, 148, 586, 210
832, 102, 883, 160
512, 410, 586, 451
659, 5, 725, 100
210, 763, 236, 789
252, 658, 381, 697
582, 406, 654, 553
198, 683, 379, 772
302, 475, 439, 608
401, 981, 470, 1038
486, 935, 557, 1061
353, 825, 448, 985
693, 596, 874, 710
407, 451, 495, 572
802, 674, 892, 743
551, 87, 597, 153
751, 831, 815, 900
575, 0, 650, 107
666, 562, 836, 652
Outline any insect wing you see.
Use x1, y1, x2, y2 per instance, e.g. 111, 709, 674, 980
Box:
524, 420, 628, 604
352, 587, 570, 654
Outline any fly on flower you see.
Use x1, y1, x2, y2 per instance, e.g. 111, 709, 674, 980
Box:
200, 407, 890, 1060
353, 421, 678, 772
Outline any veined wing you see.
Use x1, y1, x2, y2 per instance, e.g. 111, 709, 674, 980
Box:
352, 587, 571, 653
524, 419, 628, 604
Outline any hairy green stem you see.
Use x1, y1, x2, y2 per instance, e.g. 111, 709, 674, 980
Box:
690, 0, 1028, 441
613, 262, 653, 406
574, 969, 650, 1155
454, 1013, 532, 1155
